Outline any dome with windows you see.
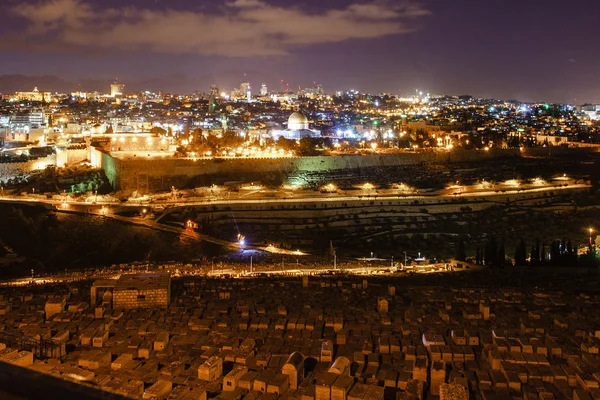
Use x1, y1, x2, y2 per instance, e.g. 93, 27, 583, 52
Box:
287, 111, 309, 130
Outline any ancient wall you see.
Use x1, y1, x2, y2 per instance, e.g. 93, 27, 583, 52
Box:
522, 146, 600, 157
0, 155, 56, 183
103, 148, 522, 192
83, 146, 600, 192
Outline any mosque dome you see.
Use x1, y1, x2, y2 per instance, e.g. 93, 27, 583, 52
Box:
288, 111, 309, 130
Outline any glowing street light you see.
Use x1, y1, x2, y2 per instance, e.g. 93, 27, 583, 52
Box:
237, 233, 246, 247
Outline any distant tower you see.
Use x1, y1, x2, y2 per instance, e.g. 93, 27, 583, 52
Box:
110, 81, 124, 97
247, 85, 252, 103
209, 84, 218, 113
220, 115, 228, 131
240, 82, 249, 96
210, 84, 219, 97
260, 83, 268, 96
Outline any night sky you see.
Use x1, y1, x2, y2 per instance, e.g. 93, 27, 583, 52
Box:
0, 0, 598, 103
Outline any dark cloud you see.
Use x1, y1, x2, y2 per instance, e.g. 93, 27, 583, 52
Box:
5, 0, 429, 57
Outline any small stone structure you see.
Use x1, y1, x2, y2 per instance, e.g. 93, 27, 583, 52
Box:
281, 352, 304, 389
91, 273, 170, 310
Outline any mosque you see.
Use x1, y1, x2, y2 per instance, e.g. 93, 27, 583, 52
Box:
271, 111, 320, 140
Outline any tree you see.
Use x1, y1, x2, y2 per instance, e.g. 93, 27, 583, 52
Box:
540, 242, 546, 264
222, 131, 244, 148
150, 126, 167, 135
297, 137, 320, 156
550, 240, 559, 265
498, 244, 505, 267
455, 239, 467, 262
0, 207, 36, 254
277, 136, 298, 152
514, 239, 527, 266
484, 236, 497, 267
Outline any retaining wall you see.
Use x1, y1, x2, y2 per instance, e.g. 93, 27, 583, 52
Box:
100, 147, 600, 192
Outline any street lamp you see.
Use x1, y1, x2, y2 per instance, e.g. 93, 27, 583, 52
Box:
590, 227, 595, 246
237, 234, 246, 247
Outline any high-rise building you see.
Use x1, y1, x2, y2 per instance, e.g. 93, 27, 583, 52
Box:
239, 82, 252, 102
260, 83, 268, 96
110, 82, 125, 97
209, 84, 219, 113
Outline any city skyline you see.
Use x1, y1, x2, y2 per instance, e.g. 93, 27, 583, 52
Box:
0, 0, 599, 103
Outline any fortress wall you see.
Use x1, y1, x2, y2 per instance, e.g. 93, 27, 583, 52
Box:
0, 155, 56, 183
522, 146, 600, 157
65, 149, 88, 165
101, 147, 600, 193
105, 148, 521, 192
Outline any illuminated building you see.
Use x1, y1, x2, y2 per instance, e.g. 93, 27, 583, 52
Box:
8, 108, 47, 141
580, 104, 600, 120
110, 82, 125, 97
271, 111, 320, 140
288, 112, 310, 130
237, 82, 251, 102
13, 87, 51, 102
260, 83, 268, 96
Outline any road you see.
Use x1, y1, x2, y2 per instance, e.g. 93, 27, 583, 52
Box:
0, 181, 589, 255
0, 261, 458, 288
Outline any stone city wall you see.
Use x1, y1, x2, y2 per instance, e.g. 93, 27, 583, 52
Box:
100, 147, 600, 192
102, 148, 522, 192
0, 155, 56, 183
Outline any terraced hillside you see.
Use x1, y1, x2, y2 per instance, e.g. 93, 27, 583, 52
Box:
159, 186, 595, 259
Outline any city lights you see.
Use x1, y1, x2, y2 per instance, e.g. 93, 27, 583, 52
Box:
1, 5, 600, 400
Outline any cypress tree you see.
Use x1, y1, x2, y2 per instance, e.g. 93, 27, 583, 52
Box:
541, 242, 546, 264
455, 239, 467, 262
498, 244, 505, 267
515, 239, 527, 266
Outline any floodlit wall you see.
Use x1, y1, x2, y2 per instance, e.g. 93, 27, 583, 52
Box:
0, 155, 56, 183
99, 147, 600, 192
101, 148, 524, 192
